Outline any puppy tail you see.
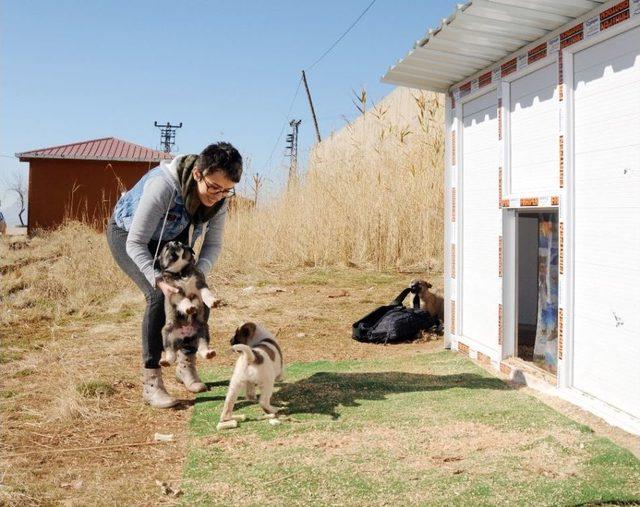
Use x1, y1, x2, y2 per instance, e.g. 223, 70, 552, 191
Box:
231, 344, 258, 363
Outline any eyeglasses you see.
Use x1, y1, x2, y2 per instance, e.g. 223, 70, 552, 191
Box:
199, 176, 235, 197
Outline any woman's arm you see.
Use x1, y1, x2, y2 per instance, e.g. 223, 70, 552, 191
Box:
196, 200, 228, 276
125, 176, 175, 287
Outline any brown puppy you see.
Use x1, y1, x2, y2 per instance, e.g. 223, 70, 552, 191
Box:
411, 279, 444, 323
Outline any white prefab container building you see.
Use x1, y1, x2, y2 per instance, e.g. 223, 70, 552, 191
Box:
384, 0, 640, 435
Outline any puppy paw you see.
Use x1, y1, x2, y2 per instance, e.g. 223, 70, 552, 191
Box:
217, 420, 238, 430
198, 348, 216, 360
177, 299, 196, 315
201, 290, 218, 308
160, 351, 176, 366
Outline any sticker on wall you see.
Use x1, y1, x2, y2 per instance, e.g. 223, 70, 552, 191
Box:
558, 51, 564, 102
451, 130, 456, 166
585, 15, 601, 38
558, 308, 564, 360
517, 54, 528, 71
452, 187, 456, 222
560, 23, 584, 49
559, 136, 565, 188
498, 98, 503, 140
491, 67, 501, 85
559, 221, 564, 275
528, 43, 547, 64
479, 71, 492, 88
498, 236, 503, 278
498, 304, 503, 345
450, 300, 456, 335
459, 81, 471, 98
600, 0, 630, 30
520, 197, 539, 207
501, 57, 517, 77
548, 35, 560, 53
451, 243, 456, 279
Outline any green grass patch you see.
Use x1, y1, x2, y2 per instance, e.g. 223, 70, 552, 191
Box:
76, 380, 115, 398
0, 350, 24, 364
182, 352, 640, 506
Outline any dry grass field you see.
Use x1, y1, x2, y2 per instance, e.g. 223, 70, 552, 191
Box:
0, 223, 443, 505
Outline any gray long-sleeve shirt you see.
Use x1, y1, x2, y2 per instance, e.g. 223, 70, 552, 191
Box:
124, 158, 227, 287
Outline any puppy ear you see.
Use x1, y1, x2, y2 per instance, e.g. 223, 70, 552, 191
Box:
426, 282, 433, 289
240, 322, 257, 340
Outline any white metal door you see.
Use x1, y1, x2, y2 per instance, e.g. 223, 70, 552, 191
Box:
461, 92, 499, 348
572, 26, 640, 419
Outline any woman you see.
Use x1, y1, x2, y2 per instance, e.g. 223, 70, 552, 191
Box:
106, 142, 242, 408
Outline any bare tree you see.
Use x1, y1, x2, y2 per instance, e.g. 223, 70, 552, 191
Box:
250, 173, 264, 206
6, 172, 27, 227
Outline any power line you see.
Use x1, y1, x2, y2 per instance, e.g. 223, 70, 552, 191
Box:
305, 0, 377, 71
262, 0, 377, 180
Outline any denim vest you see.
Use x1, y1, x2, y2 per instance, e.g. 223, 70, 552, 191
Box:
113, 166, 205, 243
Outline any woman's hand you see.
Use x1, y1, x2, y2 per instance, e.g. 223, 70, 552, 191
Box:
156, 279, 179, 299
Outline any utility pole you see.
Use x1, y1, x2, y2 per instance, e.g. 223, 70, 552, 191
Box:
154, 121, 183, 153
285, 119, 302, 183
301, 70, 321, 143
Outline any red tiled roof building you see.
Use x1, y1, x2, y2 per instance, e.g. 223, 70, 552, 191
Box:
16, 137, 172, 233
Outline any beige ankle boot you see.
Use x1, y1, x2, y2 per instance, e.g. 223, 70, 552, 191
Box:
142, 368, 178, 408
175, 351, 208, 393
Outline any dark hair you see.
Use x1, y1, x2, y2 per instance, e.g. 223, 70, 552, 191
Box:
198, 142, 243, 183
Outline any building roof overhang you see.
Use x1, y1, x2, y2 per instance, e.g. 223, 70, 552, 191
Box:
382, 0, 609, 92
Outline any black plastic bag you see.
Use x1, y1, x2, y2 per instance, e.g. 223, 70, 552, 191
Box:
352, 285, 437, 344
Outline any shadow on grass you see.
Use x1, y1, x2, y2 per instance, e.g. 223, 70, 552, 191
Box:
272, 371, 508, 419
571, 501, 640, 506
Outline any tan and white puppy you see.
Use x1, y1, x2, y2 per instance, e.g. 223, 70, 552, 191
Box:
411, 279, 445, 324
219, 322, 283, 422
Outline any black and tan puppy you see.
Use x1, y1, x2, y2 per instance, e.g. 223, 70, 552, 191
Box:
219, 322, 283, 423
155, 240, 217, 366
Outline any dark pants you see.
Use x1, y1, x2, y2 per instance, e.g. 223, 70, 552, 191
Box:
105, 216, 206, 368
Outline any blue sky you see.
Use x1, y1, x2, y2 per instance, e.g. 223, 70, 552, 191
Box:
1, 0, 453, 207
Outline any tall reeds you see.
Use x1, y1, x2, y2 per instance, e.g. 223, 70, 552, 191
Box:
220, 88, 445, 272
